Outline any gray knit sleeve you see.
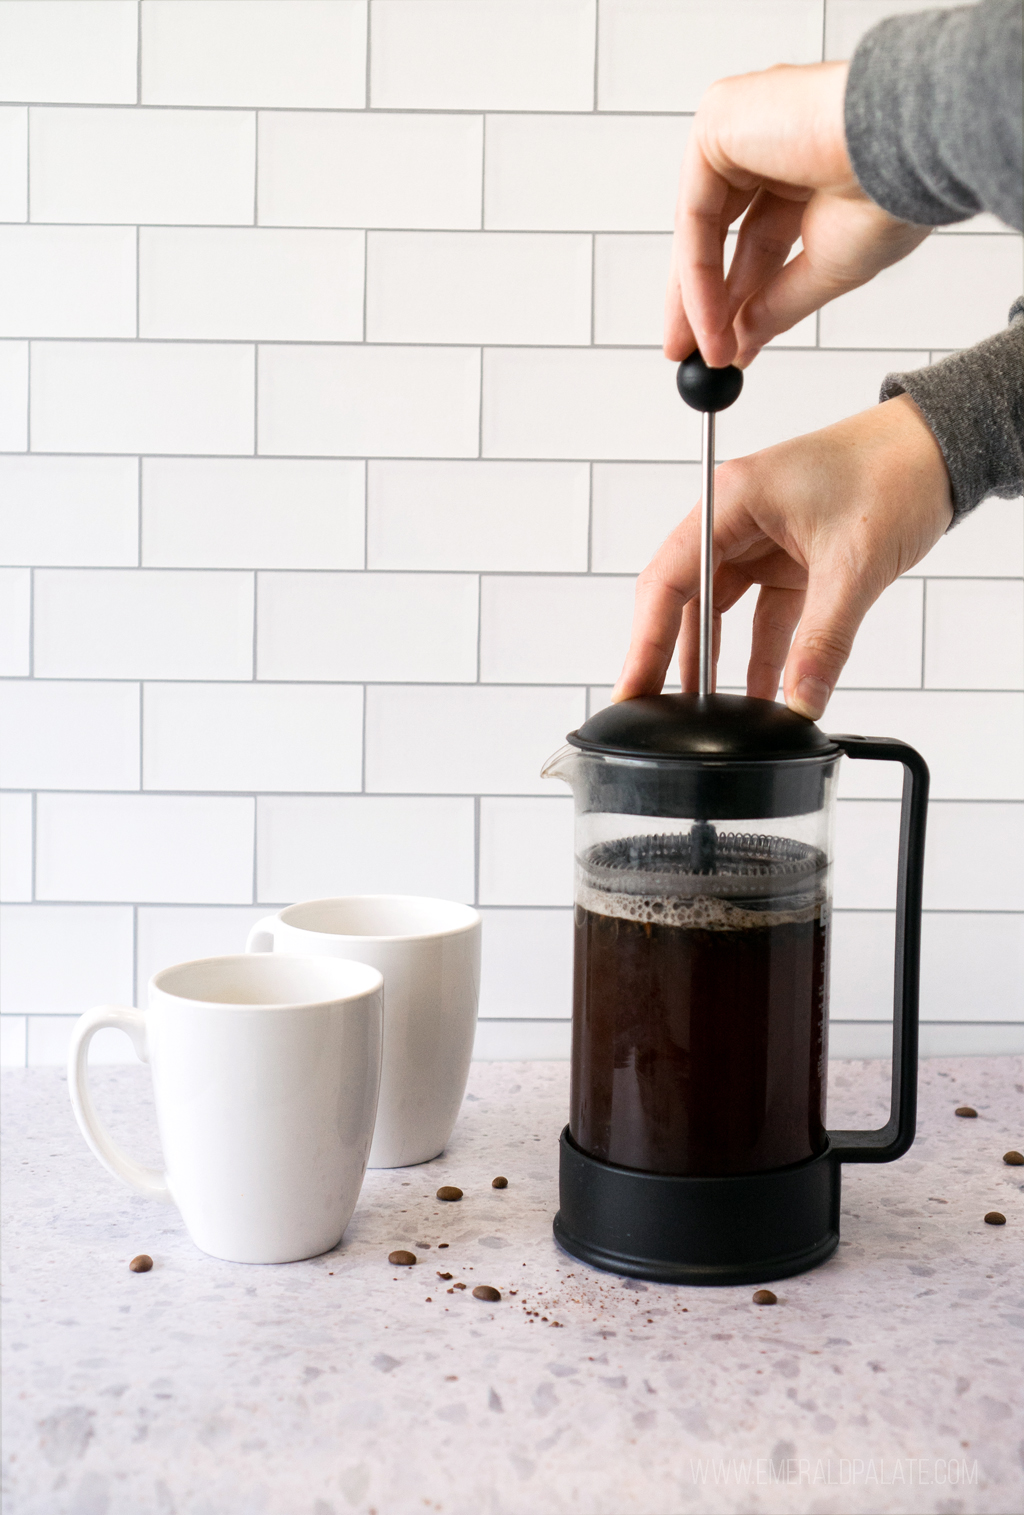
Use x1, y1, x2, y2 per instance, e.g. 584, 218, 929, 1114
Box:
880, 299, 1024, 523
844, 0, 1023, 231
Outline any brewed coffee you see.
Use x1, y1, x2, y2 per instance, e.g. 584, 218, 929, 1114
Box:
570, 828, 830, 1177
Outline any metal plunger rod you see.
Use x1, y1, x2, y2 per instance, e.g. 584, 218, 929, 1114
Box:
698, 410, 716, 699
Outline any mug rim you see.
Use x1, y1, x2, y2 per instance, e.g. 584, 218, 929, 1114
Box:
277, 894, 481, 943
151, 953, 384, 1009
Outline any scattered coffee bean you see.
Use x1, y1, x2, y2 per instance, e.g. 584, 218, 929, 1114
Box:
453, 1281, 466, 1290
445, 1375, 457, 1381
473, 1285, 501, 1302
388, 1250, 417, 1266
438, 1243, 449, 1249
752, 1289, 777, 1306
437, 1271, 453, 1280
955, 1106, 978, 1118
129, 1254, 152, 1274
491, 1177, 508, 1189
436, 1186, 463, 1202
1003, 1150, 1024, 1166
984, 1212, 1006, 1226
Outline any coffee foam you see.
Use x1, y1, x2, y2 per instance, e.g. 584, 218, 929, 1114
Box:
576, 879, 823, 932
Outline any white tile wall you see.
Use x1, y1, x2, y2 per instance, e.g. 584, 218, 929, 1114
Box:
367, 461, 589, 572
0, 227, 136, 339
141, 1, 368, 109
29, 108, 255, 225
3, 0, 1021, 1063
825, 0, 967, 60
140, 229, 365, 342
34, 570, 254, 680
142, 458, 365, 570
143, 682, 364, 794
32, 342, 255, 456
370, 0, 596, 111
257, 112, 482, 230
0, 2, 138, 106
0, 108, 28, 221
598, 0, 824, 112
0, 457, 139, 567
0, 681, 139, 791
366, 233, 592, 347
257, 571, 478, 682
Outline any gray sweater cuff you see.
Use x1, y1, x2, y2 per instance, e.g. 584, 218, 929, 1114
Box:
845, 0, 1024, 232
879, 299, 1024, 524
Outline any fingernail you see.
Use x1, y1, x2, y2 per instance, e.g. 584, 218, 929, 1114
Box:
791, 676, 831, 720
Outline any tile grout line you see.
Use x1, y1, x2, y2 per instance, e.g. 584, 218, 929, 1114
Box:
921, 578, 928, 689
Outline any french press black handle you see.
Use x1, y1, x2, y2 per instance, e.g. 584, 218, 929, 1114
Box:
825, 735, 930, 1164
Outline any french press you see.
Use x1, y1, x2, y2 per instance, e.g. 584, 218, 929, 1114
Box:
543, 354, 929, 1285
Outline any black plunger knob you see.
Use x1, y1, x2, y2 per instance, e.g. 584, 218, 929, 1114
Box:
676, 350, 743, 413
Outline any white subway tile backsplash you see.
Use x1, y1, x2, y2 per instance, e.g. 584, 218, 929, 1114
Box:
256, 795, 475, 903
473, 1019, 571, 1059
598, 0, 823, 111
36, 793, 255, 903
591, 462, 702, 572
0, 793, 33, 901
258, 112, 482, 230
831, 690, 1024, 802
0, 226, 135, 339
485, 115, 687, 232
258, 345, 479, 459
925, 580, 1024, 690
31, 342, 255, 456
0, 567, 30, 675
924, 804, 1024, 912
833, 801, 902, 910
904, 498, 1024, 578
0, 1, 137, 105
258, 571, 478, 683
0, 341, 28, 450
715, 349, 925, 457
593, 233, 818, 349
478, 796, 574, 905
142, 0, 367, 109
834, 578, 923, 690
140, 229, 364, 343
483, 348, 702, 461
0, 457, 138, 568
143, 683, 363, 794
371, 0, 595, 110
825, 0, 970, 61
0, 1016, 26, 1067
820, 236, 1024, 351
477, 907, 573, 1019
921, 912, 1024, 1021
30, 107, 255, 225
0, 904, 133, 1015
481, 574, 634, 684
0, 108, 28, 220
829, 911, 893, 1022
142, 459, 364, 570
0, 681, 139, 790
26, 1013, 144, 1065
367, 461, 589, 572
366, 232, 591, 346
34, 569, 254, 680
365, 685, 585, 794
136, 905, 270, 1000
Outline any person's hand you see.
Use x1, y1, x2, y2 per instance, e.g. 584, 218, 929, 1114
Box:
613, 394, 953, 718
667, 62, 932, 369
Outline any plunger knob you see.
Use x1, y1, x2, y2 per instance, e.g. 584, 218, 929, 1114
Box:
676, 350, 743, 413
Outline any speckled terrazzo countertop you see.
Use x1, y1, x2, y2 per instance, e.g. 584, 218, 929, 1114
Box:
2, 1058, 1022, 1515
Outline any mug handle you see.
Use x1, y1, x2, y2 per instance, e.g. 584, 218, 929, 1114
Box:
68, 1006, 172, 1203
246, 916, 278, 953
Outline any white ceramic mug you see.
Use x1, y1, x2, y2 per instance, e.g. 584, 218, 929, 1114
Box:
68, 954, 383, 1265
247, 896, 481, 1168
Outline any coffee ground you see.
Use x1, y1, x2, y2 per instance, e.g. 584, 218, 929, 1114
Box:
388, 1250, 416, 1266
129, 1255, 152, 1273
436, 1186, 463, 1202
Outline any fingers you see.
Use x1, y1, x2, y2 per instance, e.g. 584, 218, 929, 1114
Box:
723, 188, 806, 357
663, 231, 697, 361
677, 562, 753, 691
671, 130, 757, 367
746, 583, 805, 700
783, 560, 880, 719
614, 509, 702, 701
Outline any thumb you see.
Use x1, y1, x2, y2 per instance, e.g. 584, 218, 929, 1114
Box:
783, 562, 879, 720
